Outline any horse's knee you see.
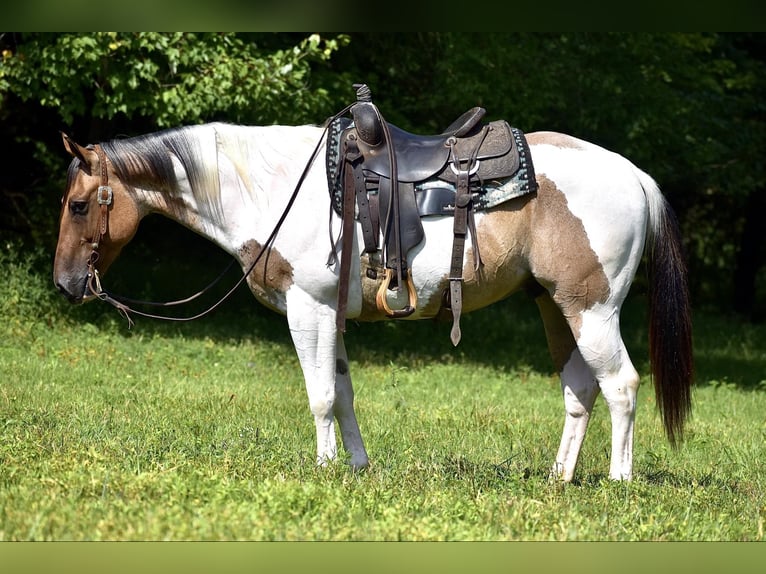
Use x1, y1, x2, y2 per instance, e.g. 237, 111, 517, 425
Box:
598, 366, 640, 416
305, 371, 340, 421
562, 385, 594, 419
308, 394, 335, 422
560, 350, 599, 417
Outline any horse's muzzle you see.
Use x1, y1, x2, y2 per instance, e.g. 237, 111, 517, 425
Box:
55, 275, 97, 304
55, 282, 82, 304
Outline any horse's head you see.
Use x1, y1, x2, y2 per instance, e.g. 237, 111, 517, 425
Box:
53, 133, 141, 304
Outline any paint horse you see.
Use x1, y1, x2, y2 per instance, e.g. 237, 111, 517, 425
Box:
53, 105, 693, 482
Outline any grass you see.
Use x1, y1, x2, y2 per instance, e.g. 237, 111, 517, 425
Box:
1, 244, 765, 541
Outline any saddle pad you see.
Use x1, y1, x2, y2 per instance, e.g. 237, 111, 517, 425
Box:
326, 117, 353, 216
475, 126, 537, 210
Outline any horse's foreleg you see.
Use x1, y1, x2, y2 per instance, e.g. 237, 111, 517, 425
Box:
334, 332, 369, 470
287, 290, 369, 469
287, 292, 340, 466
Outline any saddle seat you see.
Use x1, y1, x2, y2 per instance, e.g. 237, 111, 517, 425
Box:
351, 104, 487, 182
351, 102, 518, 185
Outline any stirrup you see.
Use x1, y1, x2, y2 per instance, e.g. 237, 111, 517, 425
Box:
375, 268, 417, 318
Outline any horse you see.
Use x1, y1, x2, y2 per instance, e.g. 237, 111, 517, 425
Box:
52, 114, 693, 482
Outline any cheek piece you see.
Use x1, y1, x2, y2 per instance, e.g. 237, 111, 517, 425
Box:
86, 145, 113, 297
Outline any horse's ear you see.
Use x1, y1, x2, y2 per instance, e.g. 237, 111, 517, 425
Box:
61, 132, 97, 175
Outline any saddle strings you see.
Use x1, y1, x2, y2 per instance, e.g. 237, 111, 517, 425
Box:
95, 102, 356, 326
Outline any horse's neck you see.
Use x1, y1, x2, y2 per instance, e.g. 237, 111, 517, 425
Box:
139, 123, 326, 254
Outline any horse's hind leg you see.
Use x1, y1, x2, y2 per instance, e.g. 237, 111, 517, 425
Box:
536, 292, 600, 482
576, 305, 640, 481
538, 292, 639, 481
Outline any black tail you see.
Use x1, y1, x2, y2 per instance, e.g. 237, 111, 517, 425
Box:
646, 192, 694, 447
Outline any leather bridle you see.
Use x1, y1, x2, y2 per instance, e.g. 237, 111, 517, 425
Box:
82, 103, 354, 327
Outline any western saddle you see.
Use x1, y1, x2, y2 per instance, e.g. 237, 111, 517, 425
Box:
329, 84, 536, 345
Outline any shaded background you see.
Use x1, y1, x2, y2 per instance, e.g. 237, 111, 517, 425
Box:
1, 32, 764, 320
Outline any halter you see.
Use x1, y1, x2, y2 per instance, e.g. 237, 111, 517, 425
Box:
85, 104, 355, 327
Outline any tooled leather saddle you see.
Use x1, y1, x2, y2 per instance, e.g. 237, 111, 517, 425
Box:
327, 84, 536, 345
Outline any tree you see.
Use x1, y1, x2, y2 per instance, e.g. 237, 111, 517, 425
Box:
0, 32, 348, 246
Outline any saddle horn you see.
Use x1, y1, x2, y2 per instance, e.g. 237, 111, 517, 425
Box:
351, 84, 383, 147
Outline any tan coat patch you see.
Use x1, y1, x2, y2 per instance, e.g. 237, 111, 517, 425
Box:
535, 291, 578, 372
459, 195, 536, 311
527, 175, 610, 339
238, 240, 294, 312
355, 195, 536, 322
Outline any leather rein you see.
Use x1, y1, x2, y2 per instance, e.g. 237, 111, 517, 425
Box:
86, 104, 354, 327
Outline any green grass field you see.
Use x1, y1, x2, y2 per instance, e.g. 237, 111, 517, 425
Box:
1, 246, 765, 541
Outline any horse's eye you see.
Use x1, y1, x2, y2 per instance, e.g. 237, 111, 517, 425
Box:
69, 200, 89, 216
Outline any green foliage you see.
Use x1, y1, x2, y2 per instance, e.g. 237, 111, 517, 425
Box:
350, 33, 765, 197
0, 241, 69, 332
0, 32, 350, 262
0, 32, 764, 314
1, 32, 348, 127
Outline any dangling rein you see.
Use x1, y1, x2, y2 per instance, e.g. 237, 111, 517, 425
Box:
87, 104, 355, 327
